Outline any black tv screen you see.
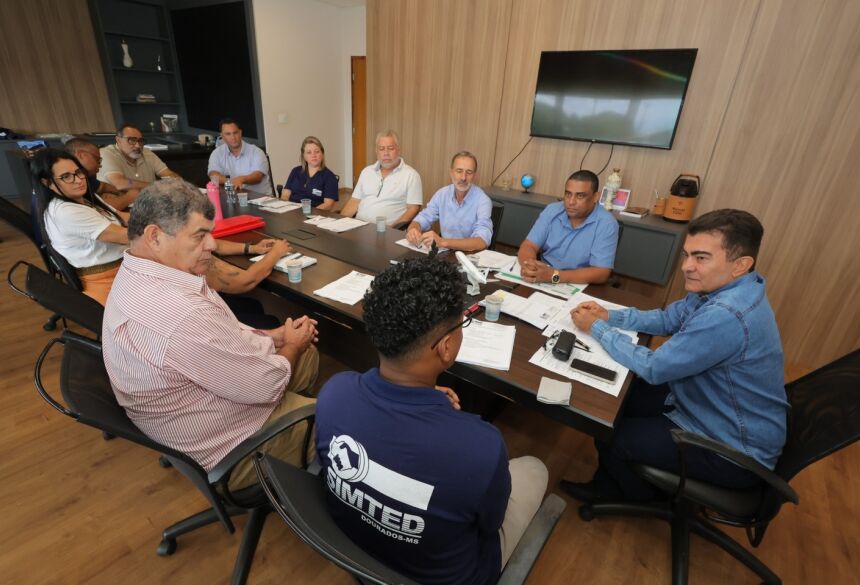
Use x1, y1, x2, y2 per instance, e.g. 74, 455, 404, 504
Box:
530, 49, 697, 149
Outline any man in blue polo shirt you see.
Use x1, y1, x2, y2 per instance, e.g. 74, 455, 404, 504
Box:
406, 151, 493, 252
207, 118, 272, 198
517, 169, 618, 284
316, 258, 548, 585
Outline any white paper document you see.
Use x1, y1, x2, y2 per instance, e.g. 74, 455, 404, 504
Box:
454, 320, 516, 371
304, 216, 368, 233
540, 291, 633, 338
496, 261, 587, 299
536, 377, 572, 405
248, 198, 302, 213
313, 271, 374, 305
529, 342, 629, 397
490, 290, 566, 330
394, 239, 448, 254
250, 253, 317, 271
468, 250, 517, 270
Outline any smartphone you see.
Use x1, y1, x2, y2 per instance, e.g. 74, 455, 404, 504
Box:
570, 359, 617, 383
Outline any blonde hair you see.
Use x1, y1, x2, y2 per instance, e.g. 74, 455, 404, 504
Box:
300, 136, 326, 173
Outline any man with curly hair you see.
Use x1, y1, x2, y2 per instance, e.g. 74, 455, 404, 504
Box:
316, 257, 548, 585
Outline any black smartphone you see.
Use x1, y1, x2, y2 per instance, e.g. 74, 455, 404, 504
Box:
570, 359, 617, 383
552, 331, 577, 361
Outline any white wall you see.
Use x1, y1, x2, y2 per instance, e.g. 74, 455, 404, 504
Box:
253, 0, 366, 189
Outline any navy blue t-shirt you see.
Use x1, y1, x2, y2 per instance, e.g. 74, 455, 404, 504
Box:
285, 165, 338, 207
316, 369, 510, 585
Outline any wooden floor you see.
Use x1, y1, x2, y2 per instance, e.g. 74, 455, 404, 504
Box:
1, 221, 857, 585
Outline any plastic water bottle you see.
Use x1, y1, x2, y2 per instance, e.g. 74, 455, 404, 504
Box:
206, 179, 223, 221
225, 175, 236, 205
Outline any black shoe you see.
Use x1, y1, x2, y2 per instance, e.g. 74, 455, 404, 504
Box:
559, 479, 610, 504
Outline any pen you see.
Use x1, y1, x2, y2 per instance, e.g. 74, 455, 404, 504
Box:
575, 339, 592, 352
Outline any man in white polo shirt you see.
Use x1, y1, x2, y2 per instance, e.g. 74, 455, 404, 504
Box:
340, 130, 422, 226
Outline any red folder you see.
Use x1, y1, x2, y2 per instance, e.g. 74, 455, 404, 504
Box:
212, 215, 266, 238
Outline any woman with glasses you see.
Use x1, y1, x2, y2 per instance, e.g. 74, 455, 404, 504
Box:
280, 136, 338, 210
32, 148, 129, 305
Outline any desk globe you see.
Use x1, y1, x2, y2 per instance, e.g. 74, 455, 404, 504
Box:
520, 174, 535, 193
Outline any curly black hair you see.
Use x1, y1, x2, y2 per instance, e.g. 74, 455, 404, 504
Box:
363, 257, 466, 359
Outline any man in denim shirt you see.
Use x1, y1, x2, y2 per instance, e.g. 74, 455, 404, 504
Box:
562, 209, 788, 502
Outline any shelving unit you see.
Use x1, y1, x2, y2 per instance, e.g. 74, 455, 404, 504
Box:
89, 0, 186, 133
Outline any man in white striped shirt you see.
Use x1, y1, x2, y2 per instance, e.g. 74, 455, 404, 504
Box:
102, 179, 319, 489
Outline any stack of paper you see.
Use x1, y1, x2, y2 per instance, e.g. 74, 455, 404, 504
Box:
313, 271, 374, 305
540, 291, 632, 338
251, 253, 317, 271
249, 198, 302, 214
395, 239, 448, 254
304, 216, 368, 233
529, 342, 628, 397
469, 249, 517, 270
496, 261, 586, 299
490, 290, 565, 330
454, 320, 516, 371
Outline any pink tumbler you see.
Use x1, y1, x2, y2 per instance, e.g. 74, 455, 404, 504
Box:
206, 180, 223, 221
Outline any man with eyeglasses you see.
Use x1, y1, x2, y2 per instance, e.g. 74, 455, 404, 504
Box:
315, 257, 548, 585
340, 129, 422, 227
405, 151, 493, 252
65, 138, 138, 211
98, 123, 180, 193
517, 169, 619, 285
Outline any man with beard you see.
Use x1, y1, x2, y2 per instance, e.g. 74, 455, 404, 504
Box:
98, 124, 180, 192
340, 129, 422, 226
517, 169, 619, 285
406, 151, 492, 252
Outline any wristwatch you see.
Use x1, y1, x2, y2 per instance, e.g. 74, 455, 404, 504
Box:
551, 269, 561, 284
244, 242, 251, 255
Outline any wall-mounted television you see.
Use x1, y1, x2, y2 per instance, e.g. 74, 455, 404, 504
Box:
530, 49, 698, 150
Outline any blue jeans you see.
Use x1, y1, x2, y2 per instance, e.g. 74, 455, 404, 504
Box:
593, 379, 760, 501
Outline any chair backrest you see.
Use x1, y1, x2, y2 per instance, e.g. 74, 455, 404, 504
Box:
0, 194, 39, 246
490, 200, 505, 249
12, 261, 103, 334
257, 454, 421, 585
34, 330, 234, 528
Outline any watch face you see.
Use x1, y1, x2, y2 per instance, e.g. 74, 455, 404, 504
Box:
552, 272, 560, 284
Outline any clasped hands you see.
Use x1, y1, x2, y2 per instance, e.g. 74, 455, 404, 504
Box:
520, 259, 554, 283
570, 301, 609, 333
250, 238, 292, 257
269, 315, 319, 352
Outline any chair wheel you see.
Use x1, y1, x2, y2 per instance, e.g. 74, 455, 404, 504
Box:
158, 456, 172, 468
157, 538, 177, 556
578, 504, 595, 521
102, 431, 115, 441
43, 322, 57, 331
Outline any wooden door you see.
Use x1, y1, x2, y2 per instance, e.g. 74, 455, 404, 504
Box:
351, 56, 367, 186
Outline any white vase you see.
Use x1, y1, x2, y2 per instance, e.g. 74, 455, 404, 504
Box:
606, 168, 623, 191
121, 40, 133, 68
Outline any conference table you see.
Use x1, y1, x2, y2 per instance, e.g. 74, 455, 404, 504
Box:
217, 199, 660, 441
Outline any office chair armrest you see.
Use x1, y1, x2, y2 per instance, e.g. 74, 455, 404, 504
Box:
670, 429, 799, 504
7, 260, 33, 298
33, 331, 102, 418
208, 403, 316, 485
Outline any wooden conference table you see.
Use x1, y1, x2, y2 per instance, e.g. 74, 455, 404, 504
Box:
218, 199, 660, 441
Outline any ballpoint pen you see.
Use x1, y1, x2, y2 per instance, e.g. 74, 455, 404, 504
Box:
574, 338, 592, 352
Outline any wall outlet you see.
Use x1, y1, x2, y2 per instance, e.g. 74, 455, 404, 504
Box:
277, 113, 287, 124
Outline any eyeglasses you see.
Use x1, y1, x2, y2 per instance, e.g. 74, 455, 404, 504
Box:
430, 315, 472, 349
54, 169, 87, 184
122, 136, 146, 146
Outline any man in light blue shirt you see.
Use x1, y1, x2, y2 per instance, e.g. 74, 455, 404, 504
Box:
517, 169, 618, 285
406, 151, 493, 252
207, 118, 272, 197
562, 209, 788, 503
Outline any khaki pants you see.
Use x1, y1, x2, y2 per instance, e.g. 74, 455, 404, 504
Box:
227, 346, 319, 491
499, 456, 549, 567
79, 265, 120, 306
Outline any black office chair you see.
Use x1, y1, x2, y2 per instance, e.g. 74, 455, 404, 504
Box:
578, 348, 860, 585
34, 330, 317, 585
256, 453, 567, 585
608, 220, 624, 288
8, 260, 103, 337
489, 200, 505, 249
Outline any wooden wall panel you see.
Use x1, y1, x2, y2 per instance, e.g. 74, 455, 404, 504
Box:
367, 0, 512, 197
492, 0, 757, 205
0, 0, 114, 134
684, 0, 860, 369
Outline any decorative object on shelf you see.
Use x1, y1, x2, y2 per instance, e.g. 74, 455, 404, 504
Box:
156, 55, 163, 72
599, 186, 613, 210
652, 189, 667, 215
121, 40, 133, 68
160, 114, 178, 133
499, 175, 512, 190
520, 174, 535, 193
197, 134, 213, 147
604, 167, 623, 210
612, 188, 631, 211
148, 121, 157, 133
620, 206, 649, 218
136, 94, 156, 103
664, 174, 700, 223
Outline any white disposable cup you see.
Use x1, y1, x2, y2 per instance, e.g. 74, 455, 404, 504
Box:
237, 191, 249, 206
376, 216, 386, 233
301, 199, 312, 215
484, 294, 503, 322
286, 260, 303, 283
